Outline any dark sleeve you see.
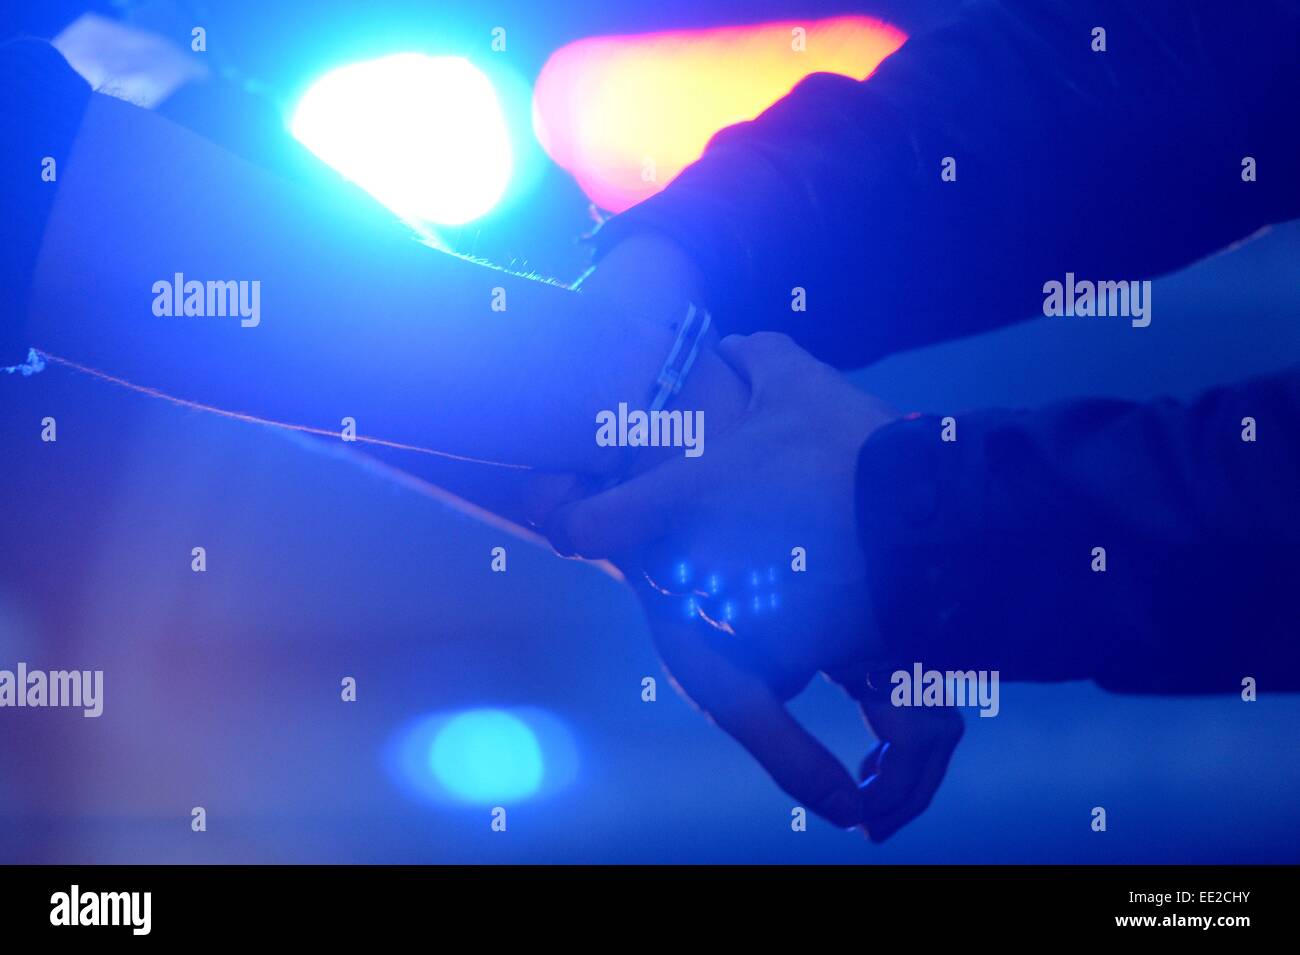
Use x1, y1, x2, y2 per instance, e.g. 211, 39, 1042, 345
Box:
0, 38, 92, 368
589, 0, 1300, 368
854, 365, 1300, 693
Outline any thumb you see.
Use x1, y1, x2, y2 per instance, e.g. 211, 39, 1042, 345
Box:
546, 459, 697, 558
855, 693, 964, 842
716, 332, 816, 399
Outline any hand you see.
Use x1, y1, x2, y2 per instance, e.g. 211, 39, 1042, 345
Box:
552, 331, 894, 679
630, 579, 963, 838
548, 332, 962, 836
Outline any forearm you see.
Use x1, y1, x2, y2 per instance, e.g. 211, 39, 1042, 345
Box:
594, 0, 1300, 367
28, 92, 746, 479
855, 366, 1300, 691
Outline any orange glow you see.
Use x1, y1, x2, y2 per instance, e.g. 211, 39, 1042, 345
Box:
533, 16, 907, 212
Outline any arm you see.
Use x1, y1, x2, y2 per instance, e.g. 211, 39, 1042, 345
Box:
548, 333, 963, 834
28, 92, 747, 479
551, 338, 1300, 832
1, 37, 748, 528
589, 0, 1300, 366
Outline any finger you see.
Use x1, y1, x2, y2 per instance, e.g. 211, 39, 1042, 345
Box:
837, 670, 961, 834
858, 735, 923, 820
856, 699, 964, 842
640, 585, 864, 828
861, 727, 961, 842
860, 740, 887, 781
546, 458, 699, 557
716, 686, 866, 829
716, 332, 815, 398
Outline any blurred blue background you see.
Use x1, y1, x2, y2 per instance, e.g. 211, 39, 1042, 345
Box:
0, 0, 1297, 863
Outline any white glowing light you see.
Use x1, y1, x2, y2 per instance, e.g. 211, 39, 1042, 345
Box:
291, 53, 512, 225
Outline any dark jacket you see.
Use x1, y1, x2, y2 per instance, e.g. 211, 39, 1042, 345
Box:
593, 0, 1300, 691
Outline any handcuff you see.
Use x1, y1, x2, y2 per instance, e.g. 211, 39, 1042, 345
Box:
599, 302, 712, 489
650, 302, 711, 414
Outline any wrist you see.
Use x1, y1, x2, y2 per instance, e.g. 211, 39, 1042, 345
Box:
618, 337, 749, 479
579, 231, 707, 331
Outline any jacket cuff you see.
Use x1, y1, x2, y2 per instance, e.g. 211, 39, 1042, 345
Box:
854, 414, 959, 669
584, 141, 790, 340
854, 410, 1103, 682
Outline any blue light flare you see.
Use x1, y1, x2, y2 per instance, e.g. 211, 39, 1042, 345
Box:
430, 709, 543, 801
291, 53, 513, 225
387, 706, 578, 805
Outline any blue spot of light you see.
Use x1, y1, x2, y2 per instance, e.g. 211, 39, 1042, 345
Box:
431, 709, 542, 801
386, 707, 578, 805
